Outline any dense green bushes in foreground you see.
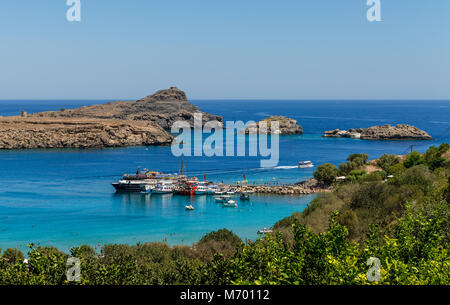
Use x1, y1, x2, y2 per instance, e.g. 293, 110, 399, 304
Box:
1, 145, 449, 285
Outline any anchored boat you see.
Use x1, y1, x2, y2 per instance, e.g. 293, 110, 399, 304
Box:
214, 195, 231, 203
257, 228, 273, 234
152, 181, 175, 194
222, 200, 238, 207
240, 192, 250, 200
194, 182, 209, 195
112, 169, 160, 192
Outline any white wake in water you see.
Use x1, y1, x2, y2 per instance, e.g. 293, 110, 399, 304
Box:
273, 165, 299, 170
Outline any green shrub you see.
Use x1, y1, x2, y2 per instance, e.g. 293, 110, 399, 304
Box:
337, 210, 359, 239
197, 229, 243, 249
2, 248, 24, 264
71, 244, 96, 259
438, 143, 449, 154
362, 172, 383, 182
348, 169, 366, 182
396, 165, 435, 195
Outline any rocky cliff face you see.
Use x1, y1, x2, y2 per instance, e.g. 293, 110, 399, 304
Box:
242, 116, 303, 135
0, 117, 173, 149
323, 124, 432, 140
31, 87, 222, 130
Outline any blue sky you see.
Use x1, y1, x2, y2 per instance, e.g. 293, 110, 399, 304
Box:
0, 0, 449, 100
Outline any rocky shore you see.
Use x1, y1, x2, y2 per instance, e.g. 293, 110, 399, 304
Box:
323, 124, 432, 140
241, 116, 303, 135
31, 87, 222, 130
0, 117, 173, 149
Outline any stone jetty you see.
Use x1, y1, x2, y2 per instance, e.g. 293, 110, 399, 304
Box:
223, 179, 330, 195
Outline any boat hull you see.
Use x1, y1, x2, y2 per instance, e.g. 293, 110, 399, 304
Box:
112, 183, 145, 192
298, 165, 313, 168
152, 191, 173, 194
194, 191, 207, 195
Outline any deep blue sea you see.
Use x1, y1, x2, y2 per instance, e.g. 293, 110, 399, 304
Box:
0, 100, 449, 253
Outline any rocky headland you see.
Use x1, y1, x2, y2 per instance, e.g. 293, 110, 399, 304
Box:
323, 124, 432, 140
0, 87, 222, 150
0, 117, 173, 149
31, 87, 222, 130
241, 116, 303, 135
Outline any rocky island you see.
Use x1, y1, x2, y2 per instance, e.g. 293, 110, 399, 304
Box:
323, 124, 432, 140
241, 116, 303, 135
0, 87, 221, 150
31, 87, 222, 130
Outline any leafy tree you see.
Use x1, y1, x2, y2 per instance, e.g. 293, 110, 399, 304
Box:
377, 154, 400, 173
338, 153, 369, 177
389, 163, 406, 177
404, 151, 425, 168
338, 162, 353, 176
314, 163, 339, 185
347, 153, 369, 166
438, 143, 450, 154
424, 146, 446, 170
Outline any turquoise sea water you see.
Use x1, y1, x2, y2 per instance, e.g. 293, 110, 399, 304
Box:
0, 100, 449, 253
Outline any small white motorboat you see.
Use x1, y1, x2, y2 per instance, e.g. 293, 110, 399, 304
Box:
185, 205, 195, 211
222, 200, 238, 207
298, 161, 314, 168
257, 228, 273, 234
214, 195, 231, 202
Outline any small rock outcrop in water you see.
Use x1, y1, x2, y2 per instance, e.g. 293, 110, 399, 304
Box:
31, 87, 222, 130
323, 124, 432, 140
241, 116, 303, 135
0, 117, 173, 149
